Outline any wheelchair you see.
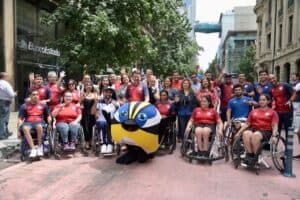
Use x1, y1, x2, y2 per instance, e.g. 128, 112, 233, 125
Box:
223, 118, 247, 161
51, 123, 87, 159
20, 125, 52, 162
231, 133, 286, 175
181, 124, 228, 165
91, 123, 120, 157
158, 116, 177, 154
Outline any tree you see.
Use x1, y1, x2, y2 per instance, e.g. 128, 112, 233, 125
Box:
42, 0, 201, 77
206, 56, 218, 79
237, 44, 256, 82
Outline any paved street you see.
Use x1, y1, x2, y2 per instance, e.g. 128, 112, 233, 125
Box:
0, 144, 299, 200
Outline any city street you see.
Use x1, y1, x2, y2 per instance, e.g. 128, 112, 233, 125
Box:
0, 145, 300, 200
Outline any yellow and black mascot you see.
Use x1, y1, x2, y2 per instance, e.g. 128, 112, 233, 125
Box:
112, 102, 161, 164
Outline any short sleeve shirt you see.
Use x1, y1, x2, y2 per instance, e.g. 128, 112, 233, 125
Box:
192, 107, 220, 125
19, 103, 50, 123
247, 108, 279, 131
55, 103, 82, 123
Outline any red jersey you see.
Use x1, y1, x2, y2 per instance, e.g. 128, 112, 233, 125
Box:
219, 83, 233, 109
196, 89, 219, 106
192, 107, 220, 125
172, 80, 183, 90
126, 84, 148, 102
71, 90, 81, 104
55, 103, 82, 123
156, 102, 172, 116
48, 83, 62, 109
247, 108, 279, 131
271, 83, 293, 113
31, 86, 51, 101
19, 103, 50, 123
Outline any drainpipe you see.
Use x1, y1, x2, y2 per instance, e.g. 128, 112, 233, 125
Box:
271, 0, 277, 73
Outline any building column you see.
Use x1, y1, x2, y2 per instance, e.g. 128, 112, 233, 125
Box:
3, 0, 15, 87
280, 65, 286, 82
290, 60, 298, 75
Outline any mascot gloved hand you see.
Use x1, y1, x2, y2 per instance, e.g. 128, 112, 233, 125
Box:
112, 102, 161, 164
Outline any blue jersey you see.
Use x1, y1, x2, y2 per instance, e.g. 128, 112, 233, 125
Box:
253, 82, 273, 101
228, 96, 253, 119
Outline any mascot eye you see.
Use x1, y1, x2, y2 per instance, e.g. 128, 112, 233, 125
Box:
120, 111, 128, 117
137, 113, 147, 121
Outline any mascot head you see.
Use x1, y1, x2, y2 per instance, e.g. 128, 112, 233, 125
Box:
112, 102, 161, 153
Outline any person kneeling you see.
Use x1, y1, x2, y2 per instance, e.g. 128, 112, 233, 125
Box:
185, 96, 223, 157
236, 94, 279, 166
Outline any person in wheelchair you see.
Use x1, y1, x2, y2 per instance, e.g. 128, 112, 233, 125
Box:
91, 87, 119, 154
226, 84, 257, 141
185, 95, 223, 157
236, 94, 279, 167
17, 90, 51, 158
52, 91, 82, 151
156, 90, 176, 148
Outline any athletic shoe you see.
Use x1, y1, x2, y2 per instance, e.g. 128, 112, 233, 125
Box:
101, 144, 107, 153
63, 143, 69, 151
37, 146, 44, 156
69, 142, 76, 150
107, 144, 113, 153
29, 149, 37, 158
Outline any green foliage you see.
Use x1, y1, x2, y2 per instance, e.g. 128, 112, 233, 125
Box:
237, 44, 256, 82
42, 0, 201, 77
206, 57, 217, 79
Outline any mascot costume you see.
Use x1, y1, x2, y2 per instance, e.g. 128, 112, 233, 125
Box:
112, 102, 161, 164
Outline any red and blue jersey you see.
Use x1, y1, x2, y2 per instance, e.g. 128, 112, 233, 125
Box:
218, 83, 233, 110
30, 86, 52, 101
156, 101, 175, 116
247, 108, 279, 131
126, 83, 149, 102
192, 107, 220, 125
253, 82, 273, 101
18, 103, 50, 123
228, 96, 253, 119
271, 83, 293, 113
48, 83, 62, 109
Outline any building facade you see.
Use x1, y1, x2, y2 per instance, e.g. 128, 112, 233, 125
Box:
0, 0, 61, 107
217, 6, 257, 73
254, 0, 300, 82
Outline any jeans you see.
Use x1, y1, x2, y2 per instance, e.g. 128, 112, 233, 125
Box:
178, 115, 191, 140
0, 100, 11, 138
96, 121, 112, 145
56, 122, 80, 143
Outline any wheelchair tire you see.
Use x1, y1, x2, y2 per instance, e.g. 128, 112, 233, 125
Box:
48, 127, 55, 154
169, 123, 177, 154
231, 135, 244, 165
53, 130, 63, 159
78, 127, 88, 156
271, 136, 285, 173
91, 126, 100, 155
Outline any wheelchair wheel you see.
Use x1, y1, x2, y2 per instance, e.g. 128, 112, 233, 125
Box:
271, 136, 285, 173
91, 126, 100, 155
47, 126, 55, 154
53, 130, 62, 159
78, 127, 88, 156
168, 123, 177, 154
231, 135, 244, 167
181, 129, 194, 157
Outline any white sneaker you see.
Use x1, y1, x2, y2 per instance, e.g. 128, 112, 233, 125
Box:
29, 149, 37, 158
37, 146, 44, 157
101, 144, 107, 153
107, 144, 113, 153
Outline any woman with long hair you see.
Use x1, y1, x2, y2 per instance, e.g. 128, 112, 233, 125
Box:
174, 79, 198, 142
197, 78, 219, 110
66, 79, 81, 105
162, 77, 177, 102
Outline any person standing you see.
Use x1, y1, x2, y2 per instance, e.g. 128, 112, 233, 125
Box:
0, 72, 17, 139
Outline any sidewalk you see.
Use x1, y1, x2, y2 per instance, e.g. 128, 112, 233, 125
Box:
0, 112, 19, 158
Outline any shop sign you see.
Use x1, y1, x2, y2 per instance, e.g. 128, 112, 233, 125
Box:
17, 40, 61, 57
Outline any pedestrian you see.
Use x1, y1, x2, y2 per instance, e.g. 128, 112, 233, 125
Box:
0, 72, 17, 139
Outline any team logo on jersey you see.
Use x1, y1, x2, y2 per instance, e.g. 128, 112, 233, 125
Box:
37, 105, 43, 110
279, 86, 283, 91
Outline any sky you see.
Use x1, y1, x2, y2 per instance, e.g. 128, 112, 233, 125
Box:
195, 0, 256, 71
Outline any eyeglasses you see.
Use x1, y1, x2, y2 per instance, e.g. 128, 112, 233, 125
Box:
68, 83, 75, 86
31, 93, 39, 96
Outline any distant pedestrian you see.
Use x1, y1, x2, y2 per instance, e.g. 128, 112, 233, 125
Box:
0, 72, 17, 139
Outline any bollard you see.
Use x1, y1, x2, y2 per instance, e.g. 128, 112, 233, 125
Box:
283, 127, 296, 177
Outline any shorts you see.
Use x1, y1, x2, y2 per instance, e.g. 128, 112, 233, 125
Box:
250, 128, 272, 142
195, 124, 216, 133
20, 122, 46, 131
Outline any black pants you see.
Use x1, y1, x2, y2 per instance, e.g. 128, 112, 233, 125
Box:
178, 115, 190, 140
278, 112, 293, 139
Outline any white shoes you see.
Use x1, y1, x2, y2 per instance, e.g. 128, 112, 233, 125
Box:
29, 149, 37, 158
37, 146, 44, 157
101, 144, 107, 153
107, 144, 113, 153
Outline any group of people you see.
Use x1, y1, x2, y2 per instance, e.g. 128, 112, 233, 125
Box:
1, 67, 300, 163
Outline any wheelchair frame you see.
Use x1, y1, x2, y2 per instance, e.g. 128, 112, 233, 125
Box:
231, 133, 286, 175
181, 125, 228, 165
158, 116, 177, 154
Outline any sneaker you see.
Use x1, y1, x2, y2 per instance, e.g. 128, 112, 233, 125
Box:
101, 144, 107, 153
69, 142, 76, 150
29, 149, 37, 158
37, 146, 44, 157
63, 143, 69, 151
107, 144, 113, 153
